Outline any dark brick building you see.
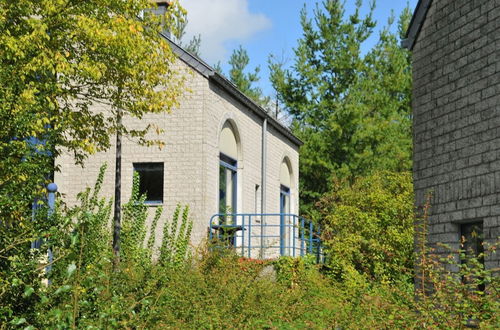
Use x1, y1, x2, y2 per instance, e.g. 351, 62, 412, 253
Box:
404, 0, 499, 270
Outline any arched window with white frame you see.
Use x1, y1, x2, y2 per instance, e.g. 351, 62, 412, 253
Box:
219, 121, 239, 224
280, 158, 292, 256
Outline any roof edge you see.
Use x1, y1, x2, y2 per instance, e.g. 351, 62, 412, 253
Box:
402, 0, 433, 50
162, 35, 303, 147
209, 73, 303, 147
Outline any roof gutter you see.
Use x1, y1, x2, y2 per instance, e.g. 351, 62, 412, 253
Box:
159, 34, 303, 147
209, 73, 303, 147
402, 0, 433, 50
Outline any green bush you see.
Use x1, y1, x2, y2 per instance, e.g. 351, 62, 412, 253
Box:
415, 249, 500, 328
413, 200, 500, 328
2, 167, 498, 329
1, 165, 194, 328
318, 170, 414, 283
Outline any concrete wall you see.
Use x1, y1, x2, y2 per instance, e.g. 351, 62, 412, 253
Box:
412, 0, 500, 270
55, 58, 300, 253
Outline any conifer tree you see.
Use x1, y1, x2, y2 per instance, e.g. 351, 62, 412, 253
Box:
270, 0, 412, 217
228, 45, 270, 107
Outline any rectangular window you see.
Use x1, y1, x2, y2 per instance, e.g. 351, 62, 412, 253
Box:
460, 222, 484, 261
133, 162, 164, 204
460, 221, 484, 291
219, 153, 237, 224
280, 185, 291, 256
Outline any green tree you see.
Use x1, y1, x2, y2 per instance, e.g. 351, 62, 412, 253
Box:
0, 0, 186, 225
228, 45, 270, 107
172, 15, 201, 57
270, 0, 412, 217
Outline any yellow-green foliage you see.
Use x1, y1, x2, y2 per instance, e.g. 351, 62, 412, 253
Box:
3, 170, 498, 328
0, 0, 187, 225
318, 171, 414, 283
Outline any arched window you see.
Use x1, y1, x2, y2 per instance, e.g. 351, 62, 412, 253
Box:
219, 122, 238, 223
279, 159, 292, 255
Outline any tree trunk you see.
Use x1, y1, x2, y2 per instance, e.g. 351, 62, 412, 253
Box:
113, 107, 122, 268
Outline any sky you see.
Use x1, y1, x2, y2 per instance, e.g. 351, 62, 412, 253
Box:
179, 0, 419, 97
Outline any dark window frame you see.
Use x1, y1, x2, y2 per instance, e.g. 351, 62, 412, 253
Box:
459, 221, 485, 291
219, 152, 237, 224
133, 162, 164, 204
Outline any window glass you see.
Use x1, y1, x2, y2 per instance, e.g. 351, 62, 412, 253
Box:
133, 163, 164, 203
219, 155, 236, 223
280, 185, 291, 256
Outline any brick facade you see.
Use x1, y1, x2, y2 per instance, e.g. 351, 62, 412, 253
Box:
55, 55, 300, 252
410, 0, 500, 270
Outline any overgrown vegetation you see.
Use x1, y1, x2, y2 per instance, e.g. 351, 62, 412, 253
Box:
318, 171, 414, 283
1, 168, 498, 328
0, 0, 186, 226
1, 0, 498, 328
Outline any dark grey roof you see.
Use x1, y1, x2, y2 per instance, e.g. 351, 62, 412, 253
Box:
402, 0, 433, 50
161, 33, 303, 147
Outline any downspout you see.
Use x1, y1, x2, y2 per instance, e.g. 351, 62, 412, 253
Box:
260, 118, 267, 258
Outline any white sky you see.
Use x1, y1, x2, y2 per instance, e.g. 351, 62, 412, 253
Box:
179, 0, 272, 65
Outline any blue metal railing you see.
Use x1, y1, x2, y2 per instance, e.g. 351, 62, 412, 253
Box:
208, 213, 322, 261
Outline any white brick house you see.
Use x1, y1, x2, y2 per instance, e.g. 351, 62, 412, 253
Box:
54, 37, 306, 258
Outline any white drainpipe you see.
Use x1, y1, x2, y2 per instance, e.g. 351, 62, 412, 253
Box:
260, 118, 267, 257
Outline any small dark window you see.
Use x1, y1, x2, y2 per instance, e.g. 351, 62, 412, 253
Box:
133, 163, 164, 203
460, 221, 484, 291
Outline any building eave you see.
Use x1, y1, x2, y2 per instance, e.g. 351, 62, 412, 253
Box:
209, 73, 304, 147
161, 33, 304, 147
402, 0, 433, 50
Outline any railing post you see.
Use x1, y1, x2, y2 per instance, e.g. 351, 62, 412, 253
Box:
316, 224, 321, 263
46, 183, 57, 276
308, 221, 313, 254
241, 215, 245, 256
292, 215, 296, 257
300, 217, 305, 256
209, 216, 214, 241
248, 215, 252, 258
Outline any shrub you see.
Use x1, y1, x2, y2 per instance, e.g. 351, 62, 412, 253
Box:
318, 170, 414, 283
2, 166, 498, 329
414, 197, 500, 328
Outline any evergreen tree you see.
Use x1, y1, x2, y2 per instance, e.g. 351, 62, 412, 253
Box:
172, 14, 201, 57
228, 45, 270, 107
270, 0, 412, 217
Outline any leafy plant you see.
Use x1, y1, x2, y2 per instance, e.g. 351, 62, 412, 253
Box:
318, 170, 414, 283
0, 0, 187, 227
414, 195, 500, 328
159, 204, 193, 268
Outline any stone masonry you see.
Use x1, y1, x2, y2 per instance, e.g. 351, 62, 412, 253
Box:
409, 0, 500, 270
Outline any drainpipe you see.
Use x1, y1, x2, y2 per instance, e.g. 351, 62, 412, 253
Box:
260, 118, 267, 258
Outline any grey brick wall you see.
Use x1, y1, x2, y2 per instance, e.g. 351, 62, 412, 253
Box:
412, 0, 500, 270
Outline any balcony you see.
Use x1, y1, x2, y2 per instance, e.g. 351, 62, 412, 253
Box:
208, 213, 323, 261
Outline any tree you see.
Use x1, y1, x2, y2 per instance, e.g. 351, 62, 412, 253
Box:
228, 45, 270, 107
269, 0, 412, 217
171, 15, 201, 57
0, 0, 186, 257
